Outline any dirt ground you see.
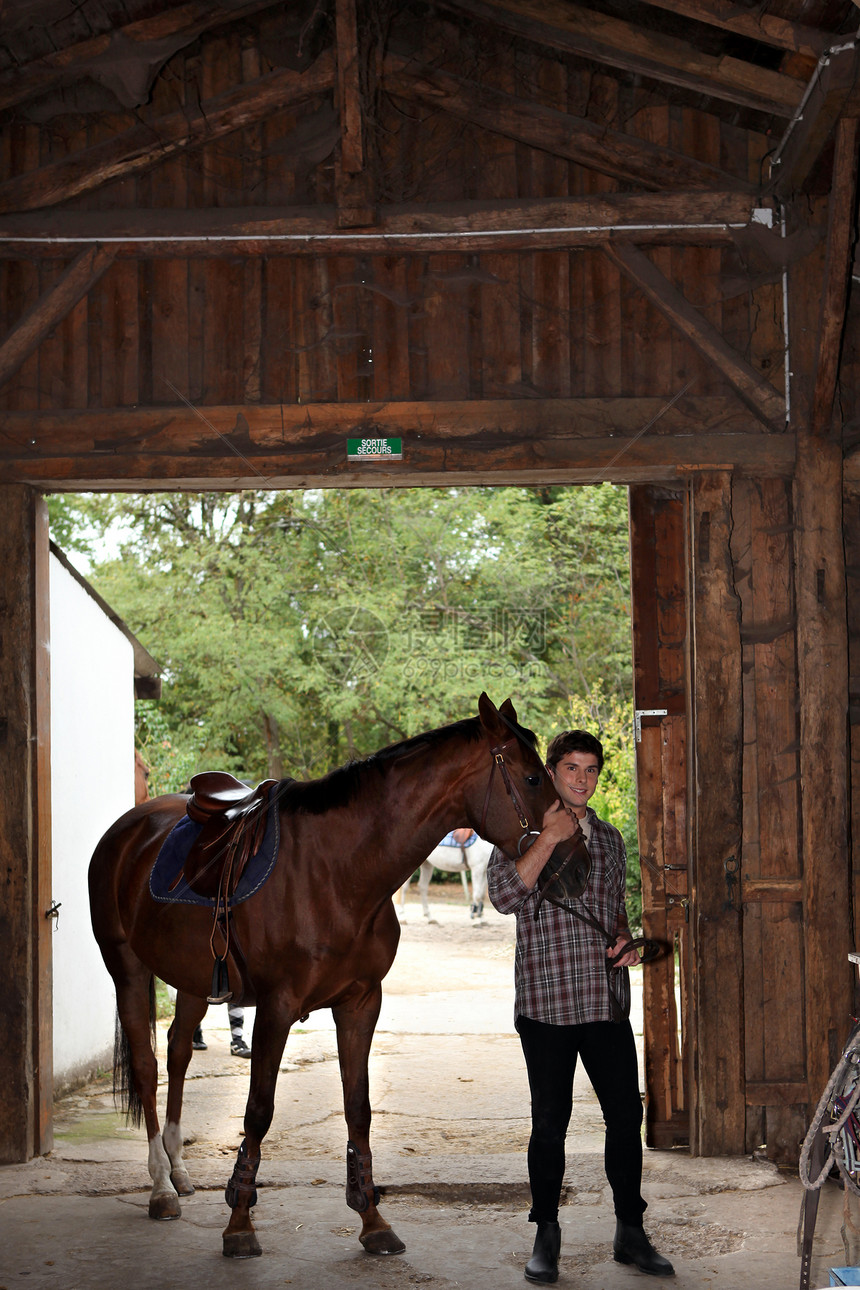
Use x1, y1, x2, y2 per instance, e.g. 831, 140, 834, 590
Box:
0, 884, 852, 1289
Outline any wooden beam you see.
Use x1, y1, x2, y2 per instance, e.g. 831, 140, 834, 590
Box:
603, 241, 786, 430
745, 1081, 810, 1106
0, 397, 796, 489
641, 0, 832, 61
441, 0, 805, 116
0, 52, 335, 215
0, 487, 49, 1163
811, 117, 860, 438
787, 210, 854, 1117
384, 54, 756, 194
0, 246, 116, 391
336, 0, 365, 175
0, 192, 762, 258
0, 1, 285, 112
334, 0, 374, 226
33, 496, 52, 1155
689, 471, 746, 1156
771, 43, 860, 200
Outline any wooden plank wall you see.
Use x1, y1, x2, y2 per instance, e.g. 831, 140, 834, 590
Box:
731, 475, 807, 1161
0, 26, 777, 415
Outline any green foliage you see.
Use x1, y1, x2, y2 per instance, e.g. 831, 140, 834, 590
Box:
48, 485, 638, 916
135, 702, 204, 796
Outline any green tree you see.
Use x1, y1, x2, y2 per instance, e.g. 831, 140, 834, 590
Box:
47, 484, 634, 782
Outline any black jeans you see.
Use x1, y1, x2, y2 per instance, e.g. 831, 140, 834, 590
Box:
516, 1014, 647, 1226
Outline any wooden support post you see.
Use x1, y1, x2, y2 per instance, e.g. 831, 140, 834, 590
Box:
689, 471, 746, 1156
788, 162, 856, 1106
629, 485, 690, 1149
0, 246, 115, 391
0, 486, 52, 1162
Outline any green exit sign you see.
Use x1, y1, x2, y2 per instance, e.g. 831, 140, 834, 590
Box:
347, 437, 403, 461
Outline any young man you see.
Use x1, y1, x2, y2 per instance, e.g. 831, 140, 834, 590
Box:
487, 729, 673, 1283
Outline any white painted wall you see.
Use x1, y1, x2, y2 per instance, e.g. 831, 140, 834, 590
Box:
49, 553, 135, 1091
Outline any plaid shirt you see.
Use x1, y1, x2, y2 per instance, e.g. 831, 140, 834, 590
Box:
487, 807, 630, 1026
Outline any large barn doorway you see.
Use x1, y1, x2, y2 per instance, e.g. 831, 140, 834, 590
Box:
40, 479, 696, 1159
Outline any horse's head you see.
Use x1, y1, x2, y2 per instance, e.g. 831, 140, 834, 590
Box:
472, 693, 560, 856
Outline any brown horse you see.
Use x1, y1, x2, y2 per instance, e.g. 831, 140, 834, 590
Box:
88, 694, 562, 1260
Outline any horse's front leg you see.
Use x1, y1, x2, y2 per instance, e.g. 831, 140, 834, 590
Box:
222, 997, 291, 1259
163, 990, 209, 1198
333, 985, 406, 1256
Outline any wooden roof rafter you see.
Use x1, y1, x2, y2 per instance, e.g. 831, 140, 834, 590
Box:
384, 53, 756, 193
0, 0, 287, 113
639, 0, 834, 62
437, 0, 807, 117
0, 50, 335, 215
769, 39, 860, 200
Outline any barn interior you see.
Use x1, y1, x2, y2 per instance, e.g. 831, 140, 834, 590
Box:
1, 0, 859, 1213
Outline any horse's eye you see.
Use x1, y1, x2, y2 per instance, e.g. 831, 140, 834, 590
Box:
525, 775, 541, 787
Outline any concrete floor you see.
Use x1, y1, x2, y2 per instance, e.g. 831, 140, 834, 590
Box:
0, 894, 851, 1290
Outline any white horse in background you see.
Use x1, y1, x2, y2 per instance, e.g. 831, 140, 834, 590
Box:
397, 829, 494, 923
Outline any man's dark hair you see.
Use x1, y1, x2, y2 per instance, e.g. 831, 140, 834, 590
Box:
545, 729, 604, 773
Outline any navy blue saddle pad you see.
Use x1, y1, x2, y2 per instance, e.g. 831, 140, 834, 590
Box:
149, 785, 281, 909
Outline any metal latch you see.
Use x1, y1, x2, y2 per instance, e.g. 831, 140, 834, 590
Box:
634, 708, 668, 742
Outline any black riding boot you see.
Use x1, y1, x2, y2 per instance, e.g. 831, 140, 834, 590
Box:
613, 1221, 675, 1276
524, 1220, 561, 1284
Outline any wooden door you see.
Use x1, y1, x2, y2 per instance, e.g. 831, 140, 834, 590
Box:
628, 484, 690, 1148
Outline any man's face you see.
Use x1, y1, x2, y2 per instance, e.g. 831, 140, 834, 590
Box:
548, 750, 600, 817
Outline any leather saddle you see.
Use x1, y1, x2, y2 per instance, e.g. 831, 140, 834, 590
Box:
171, 772, 277, 901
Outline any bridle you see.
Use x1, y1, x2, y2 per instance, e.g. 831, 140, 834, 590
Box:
479, 713, 555, 854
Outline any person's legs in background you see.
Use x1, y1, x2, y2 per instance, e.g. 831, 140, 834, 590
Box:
229, 1005, 251, 1057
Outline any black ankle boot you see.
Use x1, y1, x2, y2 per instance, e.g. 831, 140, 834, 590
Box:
613, 1221, 674, 1276
525, 1220, 561, 1283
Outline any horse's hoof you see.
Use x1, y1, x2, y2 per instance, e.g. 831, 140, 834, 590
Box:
222, 1231, 262, 1259
148, 1193, 182, 1220
170, 1169, 195, 1196
360, 1228, 406, 1255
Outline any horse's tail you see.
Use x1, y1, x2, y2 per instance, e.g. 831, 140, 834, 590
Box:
113, 975, 156, 1128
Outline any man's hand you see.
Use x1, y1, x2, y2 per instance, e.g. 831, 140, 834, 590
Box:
540, 799, 582, 845
515, 800, 582, 890
607, 934, 639, 968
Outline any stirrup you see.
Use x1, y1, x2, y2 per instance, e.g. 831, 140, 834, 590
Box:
208, 955, 233, 1004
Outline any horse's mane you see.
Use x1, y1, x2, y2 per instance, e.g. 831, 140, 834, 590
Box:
282, 716, 489, 815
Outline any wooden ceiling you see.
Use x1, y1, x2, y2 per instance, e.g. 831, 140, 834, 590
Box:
0, 0, 857, 488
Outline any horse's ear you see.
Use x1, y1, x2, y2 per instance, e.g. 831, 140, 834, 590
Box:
478, 692, 502, 736
499, 697, 518, 724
